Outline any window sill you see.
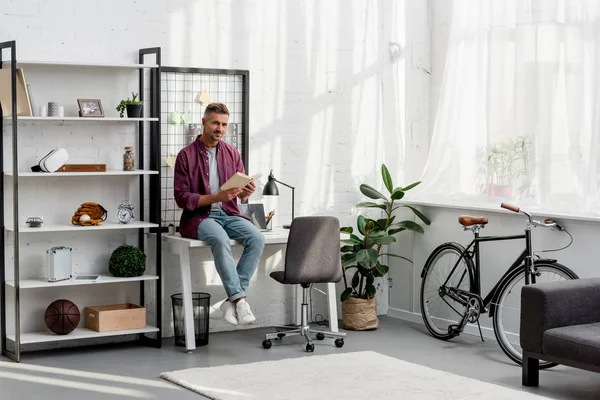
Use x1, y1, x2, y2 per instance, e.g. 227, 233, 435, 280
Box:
402, 197, 600, 224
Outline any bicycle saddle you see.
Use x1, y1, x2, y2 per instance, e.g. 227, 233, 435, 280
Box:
458, 215, 489, 226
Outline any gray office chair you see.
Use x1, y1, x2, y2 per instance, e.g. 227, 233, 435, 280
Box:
261, 216, 347, 352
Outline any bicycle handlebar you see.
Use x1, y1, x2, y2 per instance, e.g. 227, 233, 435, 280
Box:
500, 203, 564, 230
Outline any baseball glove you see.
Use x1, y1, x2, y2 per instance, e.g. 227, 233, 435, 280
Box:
71, 202, 107, 226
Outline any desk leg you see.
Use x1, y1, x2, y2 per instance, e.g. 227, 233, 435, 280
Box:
179, 244, 196, 351
327, 282, 339, 332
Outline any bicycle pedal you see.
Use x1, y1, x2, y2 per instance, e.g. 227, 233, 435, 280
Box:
447, 325, 462, 337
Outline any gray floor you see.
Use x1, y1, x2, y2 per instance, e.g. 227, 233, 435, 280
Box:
0, 317, 598, 399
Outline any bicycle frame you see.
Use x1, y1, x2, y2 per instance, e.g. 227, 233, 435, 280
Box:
441, 225, 538, 313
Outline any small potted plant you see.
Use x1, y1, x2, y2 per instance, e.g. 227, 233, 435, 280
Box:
116, 92, 144, 118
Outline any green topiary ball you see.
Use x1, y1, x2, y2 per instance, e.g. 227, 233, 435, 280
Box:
108, 245, 146, 277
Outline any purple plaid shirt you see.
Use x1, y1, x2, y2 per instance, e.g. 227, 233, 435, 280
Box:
174, 137, 250, 239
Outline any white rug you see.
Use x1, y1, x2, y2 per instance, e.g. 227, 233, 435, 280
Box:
160, 351, 549, 400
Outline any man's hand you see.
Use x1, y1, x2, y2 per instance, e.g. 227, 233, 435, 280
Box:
238, 181, 256, 202
215, 188, 243, 202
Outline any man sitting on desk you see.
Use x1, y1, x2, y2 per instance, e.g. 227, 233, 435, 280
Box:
174, 103, 265, 326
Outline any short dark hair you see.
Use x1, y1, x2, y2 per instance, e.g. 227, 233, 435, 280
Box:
204, 103, 230, 117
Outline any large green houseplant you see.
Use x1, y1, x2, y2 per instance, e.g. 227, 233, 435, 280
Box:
340, 164, 430, 330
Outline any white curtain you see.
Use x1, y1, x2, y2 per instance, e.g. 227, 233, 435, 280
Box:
418, 0, 600, 216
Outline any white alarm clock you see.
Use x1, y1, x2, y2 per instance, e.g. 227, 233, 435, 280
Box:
117, 201, 135, 224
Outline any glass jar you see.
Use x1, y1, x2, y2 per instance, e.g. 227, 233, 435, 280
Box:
123, 146, 135, 171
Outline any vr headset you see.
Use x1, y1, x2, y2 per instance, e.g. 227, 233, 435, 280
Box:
31, 148, 69, 172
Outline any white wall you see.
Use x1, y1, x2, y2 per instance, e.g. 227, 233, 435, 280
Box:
1, 0, 431, 341
387, 0, 600, 339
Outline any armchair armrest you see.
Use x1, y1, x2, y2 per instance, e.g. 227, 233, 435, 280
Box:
520, 277, 600, 353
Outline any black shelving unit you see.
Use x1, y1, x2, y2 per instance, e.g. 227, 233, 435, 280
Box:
0, 40, 163, 362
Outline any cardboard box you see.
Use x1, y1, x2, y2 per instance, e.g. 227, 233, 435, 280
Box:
84, 303, 146, 332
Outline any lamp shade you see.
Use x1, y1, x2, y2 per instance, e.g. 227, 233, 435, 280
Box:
262, 171, 280, 195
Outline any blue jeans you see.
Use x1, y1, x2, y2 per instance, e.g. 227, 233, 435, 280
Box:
197, 211, 265, 302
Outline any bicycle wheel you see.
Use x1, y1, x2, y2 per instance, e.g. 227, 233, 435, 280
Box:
420, 243, 475, 340
492, 262, 578, 368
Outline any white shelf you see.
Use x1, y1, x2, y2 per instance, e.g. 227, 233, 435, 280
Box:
4, 116, 158, 124
5, 170, 158, 177
6, 274, 159, 289
7, 326, 159, 344
3, 60, 158, 69
7, 221, 159, 233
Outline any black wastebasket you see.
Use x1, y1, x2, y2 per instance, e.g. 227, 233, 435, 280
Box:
171, 292, 211, 347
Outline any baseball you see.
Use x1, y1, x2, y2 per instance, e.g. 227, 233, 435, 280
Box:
79, 214, 91, 221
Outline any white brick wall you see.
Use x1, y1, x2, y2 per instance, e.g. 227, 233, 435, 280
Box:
1, 0, 431, 344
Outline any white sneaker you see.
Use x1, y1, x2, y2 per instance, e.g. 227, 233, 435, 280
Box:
220, 300, 238, 326
235, 299, 256, 325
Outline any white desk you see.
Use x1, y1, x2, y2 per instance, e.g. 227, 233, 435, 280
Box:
161, 230, 340, 351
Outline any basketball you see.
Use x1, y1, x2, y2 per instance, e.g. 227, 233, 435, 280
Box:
44, 299, 80, 335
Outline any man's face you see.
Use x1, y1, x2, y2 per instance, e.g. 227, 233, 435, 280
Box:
202, 112, 229, 142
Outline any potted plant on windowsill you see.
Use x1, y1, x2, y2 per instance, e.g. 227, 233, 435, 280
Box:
340, 164, 430, 330
116, 92, 144, 118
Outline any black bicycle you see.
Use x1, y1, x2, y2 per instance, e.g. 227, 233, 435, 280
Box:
420, 203, 578, 368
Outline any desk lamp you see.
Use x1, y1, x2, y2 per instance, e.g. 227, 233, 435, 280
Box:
262, 169, 295, 229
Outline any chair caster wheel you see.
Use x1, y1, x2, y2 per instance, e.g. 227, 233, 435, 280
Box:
262, 340, 272, 349
277, 333, 286, 339
334, 339, 344, 348
306, 343, 315, 352
316, 333, 325, 340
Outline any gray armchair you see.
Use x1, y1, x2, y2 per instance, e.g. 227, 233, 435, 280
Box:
261, 216, 346, 352
521, 277, 600, 386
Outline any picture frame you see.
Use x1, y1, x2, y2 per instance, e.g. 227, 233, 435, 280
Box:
77, 98, 104, 117
0, 68, 33, 117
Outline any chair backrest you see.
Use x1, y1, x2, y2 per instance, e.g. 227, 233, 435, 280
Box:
283, 216, 342, 284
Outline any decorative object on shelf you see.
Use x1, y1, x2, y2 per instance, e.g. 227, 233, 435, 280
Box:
262, 169, 295, 229
25, 216, 43, 228
58, 105, 64, 117
38, 105, 47, 117
117, 201, 135, 224
45, 246, 72, 282
123, 146, 135, 171
31, 147, 69, 172
0, 68, 33, 116
47, 101, 59, 117
116, 92, 143, 118
168, 223, 176, 235
108, 245, 146, 277
57, 164, 107, 172
77, 98, 104, 117
339, 164, 430, 330
44, 299, 80, 335
71, 202, 107, 226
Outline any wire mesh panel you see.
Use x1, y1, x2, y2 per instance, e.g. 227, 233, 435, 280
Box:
160, 67, 249, 229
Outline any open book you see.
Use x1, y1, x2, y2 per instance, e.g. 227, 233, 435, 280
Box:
220, 172, 262, 190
